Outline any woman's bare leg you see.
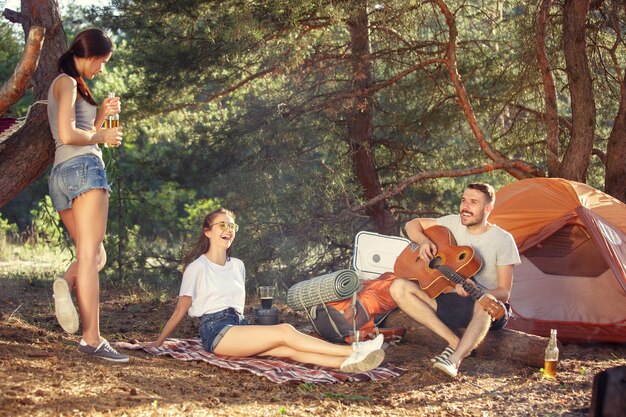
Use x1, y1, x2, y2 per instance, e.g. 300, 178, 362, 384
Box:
255, 345, 345, 368
214, 323, 354, 367
59, 189, 109, 346
59, 206, 106, 291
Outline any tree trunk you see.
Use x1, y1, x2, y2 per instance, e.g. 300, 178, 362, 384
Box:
535, 0, 561, 177
560, 0, 595, 182
605, 83, 626, 203
345, 2, 397, 236
604, 0, 626, 204
0, 0, 66, 208
386, 309, 552, 367
0, 104, 55, 204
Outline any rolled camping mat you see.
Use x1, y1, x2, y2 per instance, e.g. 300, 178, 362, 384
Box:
287, 269, 360, 310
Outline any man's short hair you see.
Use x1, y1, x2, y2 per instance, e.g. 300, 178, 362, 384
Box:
466, 183, 495, 204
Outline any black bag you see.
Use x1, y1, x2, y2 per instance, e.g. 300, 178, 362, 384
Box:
590, 365, 626, 417
305, 272, 403, 343
307, 295, 369, 343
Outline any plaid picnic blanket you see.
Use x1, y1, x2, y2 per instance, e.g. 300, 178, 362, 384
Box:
114, 338, 405, 384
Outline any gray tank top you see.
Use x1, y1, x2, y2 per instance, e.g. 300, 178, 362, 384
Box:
47, 74, 102, 167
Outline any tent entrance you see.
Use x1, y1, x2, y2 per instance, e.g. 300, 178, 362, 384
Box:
524, 224, 608, 277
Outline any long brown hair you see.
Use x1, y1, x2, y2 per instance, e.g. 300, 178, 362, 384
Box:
57, 28, 112, 106
182, 208, 236, 270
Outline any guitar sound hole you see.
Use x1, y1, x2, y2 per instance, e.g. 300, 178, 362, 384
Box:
429, 257, 442, 269
459, 253, 466, 260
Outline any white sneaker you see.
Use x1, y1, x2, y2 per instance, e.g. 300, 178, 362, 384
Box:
433, 357, 459, 378
353, 334, 384, 354
431, 345, 455, 363
53, 278, 79, 334
340, 348, 385, 373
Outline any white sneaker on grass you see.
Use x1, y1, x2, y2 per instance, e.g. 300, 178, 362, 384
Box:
352, 333, 384, 354
340, 348, 385, 373
78, 338, 129, 363
53, 278, 79, 334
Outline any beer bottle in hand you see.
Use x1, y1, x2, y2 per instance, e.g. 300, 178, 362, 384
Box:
104, 92, 119, 147
105, 92, 119, 128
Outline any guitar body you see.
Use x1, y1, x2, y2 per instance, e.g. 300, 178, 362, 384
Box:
394, 225, 482, 298
394, 225, 505, 320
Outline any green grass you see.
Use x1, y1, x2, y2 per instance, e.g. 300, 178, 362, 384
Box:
0, 237, 182, 312
0, 238, 70, 278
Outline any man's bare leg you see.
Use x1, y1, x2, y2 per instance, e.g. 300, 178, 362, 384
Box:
389, 279, 460, 348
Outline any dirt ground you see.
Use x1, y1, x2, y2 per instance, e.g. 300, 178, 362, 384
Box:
1, 273, 625, 417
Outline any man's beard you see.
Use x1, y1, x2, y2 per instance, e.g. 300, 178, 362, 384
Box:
460, 210, 484, 227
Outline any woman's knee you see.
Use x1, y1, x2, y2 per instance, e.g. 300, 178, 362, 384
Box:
275, 323, 299, 342
76, 243, 102, 267
276, 323, 296, 333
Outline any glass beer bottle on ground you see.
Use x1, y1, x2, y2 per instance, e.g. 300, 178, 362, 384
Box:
543, 328, 559, 379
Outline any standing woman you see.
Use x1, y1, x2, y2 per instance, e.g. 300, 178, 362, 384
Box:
48, 28, 127, 362
148, 208, 385, 373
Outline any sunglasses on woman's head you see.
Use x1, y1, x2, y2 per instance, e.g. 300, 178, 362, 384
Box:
209, 221, 239, 232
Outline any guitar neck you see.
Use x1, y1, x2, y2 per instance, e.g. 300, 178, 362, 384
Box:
437, 265, 484, 301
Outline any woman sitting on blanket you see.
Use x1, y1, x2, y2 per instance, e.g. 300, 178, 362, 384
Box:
148, 208, 385, 372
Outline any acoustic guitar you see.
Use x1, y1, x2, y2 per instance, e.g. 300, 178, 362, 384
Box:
393, 225, 505, 320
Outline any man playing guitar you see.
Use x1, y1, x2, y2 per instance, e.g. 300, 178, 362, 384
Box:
390, 183, 521, 378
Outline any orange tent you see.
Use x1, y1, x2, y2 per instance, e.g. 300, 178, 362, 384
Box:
489, 178, 626, 343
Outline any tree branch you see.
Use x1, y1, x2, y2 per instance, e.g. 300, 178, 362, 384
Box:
510, 103, 573, 133
592, 148, 606, 165
158, 67, 277, 114
0, 26, 45, 116
349, 160, 545, 213
433, 0, 534, 179
2, 8, 30, 26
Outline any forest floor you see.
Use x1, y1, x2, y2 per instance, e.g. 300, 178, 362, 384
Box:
1, 260, 625, 417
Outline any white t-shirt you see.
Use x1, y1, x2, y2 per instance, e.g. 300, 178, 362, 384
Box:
436, 214, 521, 290
179, 255, 246, 318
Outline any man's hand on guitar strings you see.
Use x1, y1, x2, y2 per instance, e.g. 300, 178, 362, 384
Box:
418, 239, 437, 261
454, 283, 470, 297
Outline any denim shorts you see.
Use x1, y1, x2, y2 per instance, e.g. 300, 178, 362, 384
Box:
198, 308, 249, 353
48, 154, 111, 212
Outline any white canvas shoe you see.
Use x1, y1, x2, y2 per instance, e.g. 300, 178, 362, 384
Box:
433, 357, 459, 378
431, 345, 455, 363
353, 333, 384, 354
340, 348, 385, 373
53, 278, 79, 334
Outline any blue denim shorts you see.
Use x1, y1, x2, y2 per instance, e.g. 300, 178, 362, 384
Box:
198, 308, 249, 353
48, 154, 111, 212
